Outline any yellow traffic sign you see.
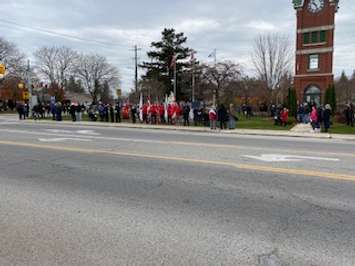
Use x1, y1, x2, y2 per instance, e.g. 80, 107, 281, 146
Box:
116, 89, 122, 97
23, 91, 30, 101
0, 64, 5, 75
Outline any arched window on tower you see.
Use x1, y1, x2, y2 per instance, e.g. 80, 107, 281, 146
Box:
304, 85, 321, 106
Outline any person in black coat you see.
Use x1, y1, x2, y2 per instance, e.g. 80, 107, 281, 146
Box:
109, 104, 115, 123
131, 105, 137, 124
115, 102, 121, 123
218, 104, 228, 130
345, 104, 354, 127
183, 104, 190, 127
104, 104, 109, 122
322, 105, 332, 132
70, 104, 76, 122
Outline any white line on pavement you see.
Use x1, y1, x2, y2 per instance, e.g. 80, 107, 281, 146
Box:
244, 154, 340, 163
38, 138, 92, 143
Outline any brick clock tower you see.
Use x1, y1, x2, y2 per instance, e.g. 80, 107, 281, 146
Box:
292, 0, 339, 105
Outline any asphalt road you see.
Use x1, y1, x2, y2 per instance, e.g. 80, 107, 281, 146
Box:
1, 116, 355, 265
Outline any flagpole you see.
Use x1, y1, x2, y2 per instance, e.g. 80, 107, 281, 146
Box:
191, 52, 196, 103
214, 49, 217, 66
213, 49, 217, 106
173, 63, 177, 99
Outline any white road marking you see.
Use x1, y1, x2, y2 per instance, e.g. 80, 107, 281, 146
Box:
38, 138, 92, 143
0, 122, 19, 125
45, 129, 101, 136
244, 154, 340, 163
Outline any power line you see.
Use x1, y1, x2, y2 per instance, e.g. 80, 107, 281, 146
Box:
0, 18, 132, 49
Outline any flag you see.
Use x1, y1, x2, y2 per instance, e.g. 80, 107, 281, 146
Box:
164, 94, 168, 122
208, 49, 216, 58
139, 93, 143, 122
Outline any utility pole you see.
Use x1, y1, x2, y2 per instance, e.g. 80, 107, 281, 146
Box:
132, 45, 141, 93
26, 60, 33, 112
191, 51, 197, 102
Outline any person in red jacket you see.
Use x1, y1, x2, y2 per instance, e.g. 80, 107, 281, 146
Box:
310, 106, 319, 132
280, 107, 289, 127
151, 104, 157, 124
159, 103, 165, 124
209, 106, 217, 130
142, 104, 148, 124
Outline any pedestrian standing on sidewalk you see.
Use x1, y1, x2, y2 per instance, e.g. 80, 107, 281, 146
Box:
280, 107, 289, 127
104, 104, 109, 122
303, 103, 310, 124
70, 103, 76, 122
110, 104, 115, 123
159, 103, 165, 124
98, 102, 105, 122
131, 105, 137, 124
209, 106, 217, 130
323, 104, 332, 132
297, 104, 305, 123
228, 104, 238, 129
16, 102, 25, 120
55, 102, 63, 122
310, 106, 319, 132
344, 104, 354, 127
183, 103, 190, 127
218, 104, 228, 130
115, 101, 121, 123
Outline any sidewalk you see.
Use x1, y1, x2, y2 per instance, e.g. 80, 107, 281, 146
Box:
20, 119, 355, 141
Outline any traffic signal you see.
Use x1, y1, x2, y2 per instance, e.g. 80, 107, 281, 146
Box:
0, 64, 6, 75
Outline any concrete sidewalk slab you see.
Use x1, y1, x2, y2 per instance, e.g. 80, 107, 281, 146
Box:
18, 119, 355, 141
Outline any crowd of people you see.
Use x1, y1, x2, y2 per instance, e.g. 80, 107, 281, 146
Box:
296, 103, 334, 133
15, 100, 243, 130
12, 98, 355, 133
344, 103, 355, 127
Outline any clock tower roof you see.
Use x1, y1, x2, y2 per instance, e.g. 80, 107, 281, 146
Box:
292, 0, 339, 11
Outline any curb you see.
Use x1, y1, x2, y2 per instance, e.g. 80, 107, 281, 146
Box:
20, 119, 355, 141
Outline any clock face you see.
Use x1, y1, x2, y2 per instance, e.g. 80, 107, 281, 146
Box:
308, 0, 325, 13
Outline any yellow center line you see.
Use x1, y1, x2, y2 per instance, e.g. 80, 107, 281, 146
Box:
0, 140, 355, 182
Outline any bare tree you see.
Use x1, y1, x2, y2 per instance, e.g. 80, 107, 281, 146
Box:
138, 78, 166, 101
34, 46, 78, 87
351, 71, 355, 103
0, 37, 27, 79
75, 54, 119, 103
200, 61, 242, 104
334, 71, 355, 105
252, 33, 292, 102
34, 47, 58, 84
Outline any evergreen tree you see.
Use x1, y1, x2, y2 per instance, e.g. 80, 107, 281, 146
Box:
66, 75, 84, 93
287, 88, 297, 116
325, 84, 337, 113
101, 81, 112, 103
141, 28, 193, 99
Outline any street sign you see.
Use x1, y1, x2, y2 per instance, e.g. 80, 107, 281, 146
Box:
23, 91, 30, 101
0, 64, 5, 75
116, 89, 122, 97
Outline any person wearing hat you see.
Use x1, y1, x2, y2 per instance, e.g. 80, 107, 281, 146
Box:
323, 104, 332, 133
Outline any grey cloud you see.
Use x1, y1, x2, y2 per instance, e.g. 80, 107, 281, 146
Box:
1, 0, 354, 91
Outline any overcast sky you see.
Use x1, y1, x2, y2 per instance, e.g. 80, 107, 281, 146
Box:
1, 0, 354, 91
